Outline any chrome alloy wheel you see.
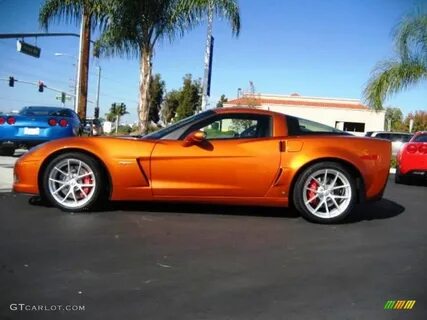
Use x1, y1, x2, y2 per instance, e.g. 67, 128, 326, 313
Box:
302, 168, 352, 219
48, 158, 96, 209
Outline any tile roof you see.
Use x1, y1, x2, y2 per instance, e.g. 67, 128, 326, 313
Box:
226, 97, 369, 110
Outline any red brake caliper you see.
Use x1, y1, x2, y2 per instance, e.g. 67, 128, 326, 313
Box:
81, 176, 92, 197
307, 179, 319, 205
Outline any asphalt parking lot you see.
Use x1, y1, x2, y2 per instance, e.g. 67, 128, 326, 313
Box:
0, 174, 426, 320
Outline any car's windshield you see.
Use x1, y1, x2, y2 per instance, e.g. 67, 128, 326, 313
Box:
20, 107, 71, 117
144, 110, 215, 139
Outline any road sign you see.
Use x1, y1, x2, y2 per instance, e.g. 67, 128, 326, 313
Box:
16, 40, 41, 58
56, 95, 72, 101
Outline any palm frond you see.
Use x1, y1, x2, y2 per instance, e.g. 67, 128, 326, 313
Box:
94, 27, 141, 59
179, 0, 240, 36
212, 0, 241, 36
39, 0, 109, 31
364, 58, 427, 110
394, 9, 427, 61
39, 0, 83, 30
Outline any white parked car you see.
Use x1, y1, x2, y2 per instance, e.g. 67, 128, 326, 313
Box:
365, 131, 413, 156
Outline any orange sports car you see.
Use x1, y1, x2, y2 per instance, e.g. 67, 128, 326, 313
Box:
13, 108, 391, 223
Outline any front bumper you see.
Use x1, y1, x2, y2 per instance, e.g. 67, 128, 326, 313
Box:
13, 158, 41, 194
401, 170, 427, 179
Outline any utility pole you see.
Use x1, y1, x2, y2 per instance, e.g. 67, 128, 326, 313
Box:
95, 65, 101, 118
54, 53, 78, 111
201, 1, 214, 111
76, 9, 91, 120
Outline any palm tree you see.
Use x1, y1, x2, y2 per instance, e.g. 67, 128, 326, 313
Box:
364, 10, 427, 110
39, 0, 108, 119
106, 102, 128, 133
95, 0, 240, 134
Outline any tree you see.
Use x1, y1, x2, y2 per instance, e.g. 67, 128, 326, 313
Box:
106, 103, 128, 133
403, 110, 427, 132
175, 74, 202, 120
39, 0, 107, 119
216, 94, 228, 108
94, 0, 240, 134
364, 10, 427, 110
384, 107, 404, 131
149, 74, 165, 124
161, 90, 181, 124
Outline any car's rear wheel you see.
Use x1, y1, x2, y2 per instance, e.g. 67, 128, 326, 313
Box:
41, 152, 107, 212
394, 166, 406, 184
293, 162, 357, 223
0, 146, 15, 156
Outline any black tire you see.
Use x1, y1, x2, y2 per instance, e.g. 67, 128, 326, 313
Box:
41, 152, 108, 212
394, 166, 406, 184
293, 161, 357, 223
0, 146, 15, 156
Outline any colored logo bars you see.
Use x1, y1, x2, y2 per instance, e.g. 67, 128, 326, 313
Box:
384, 300, 416, 310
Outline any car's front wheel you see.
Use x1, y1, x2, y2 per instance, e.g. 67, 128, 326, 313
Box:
41, 152, 107, 212
394, 165, 407, 184
0, 146, 15, 156
293, 162, 357, 223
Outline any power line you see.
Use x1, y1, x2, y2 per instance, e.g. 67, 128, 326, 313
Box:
0, 71, 71, 89
0, 42, 100, 77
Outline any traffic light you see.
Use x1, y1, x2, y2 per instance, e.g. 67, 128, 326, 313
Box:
38, 81, 44, 92
94, 107, 99, 119
9, 76, 15, 87
61, 92, 66, 103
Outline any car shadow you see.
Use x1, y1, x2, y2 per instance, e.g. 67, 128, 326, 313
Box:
398, 179, 427, 187
341, 198, 405, 223
107, 201, 299, 219
28, 196, 298, 219
28, 196, 404, 222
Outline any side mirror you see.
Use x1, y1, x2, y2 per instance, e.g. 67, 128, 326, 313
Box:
183, 130, 207, 146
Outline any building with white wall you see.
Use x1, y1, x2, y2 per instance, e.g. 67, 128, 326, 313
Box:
224, 93, 385, 135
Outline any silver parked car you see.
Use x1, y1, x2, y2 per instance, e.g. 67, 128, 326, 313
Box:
365, 131, 413, 156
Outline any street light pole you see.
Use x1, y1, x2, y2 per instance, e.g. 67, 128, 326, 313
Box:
201, 1, 214, 111
54, 53, 78, 111
95, 65, 101, 119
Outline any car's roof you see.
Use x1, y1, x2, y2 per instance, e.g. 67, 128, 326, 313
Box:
370, 131, 412, 135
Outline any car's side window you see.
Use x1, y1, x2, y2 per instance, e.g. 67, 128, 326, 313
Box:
184, 114, 272, 140
413, 134, 427, 142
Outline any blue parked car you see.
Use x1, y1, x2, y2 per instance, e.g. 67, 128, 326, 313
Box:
0, 106, 82, 156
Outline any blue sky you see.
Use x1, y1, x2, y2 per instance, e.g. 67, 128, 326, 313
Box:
0, 0, 426, 123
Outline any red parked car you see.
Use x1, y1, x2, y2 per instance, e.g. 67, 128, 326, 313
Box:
395, 131, 427, 184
